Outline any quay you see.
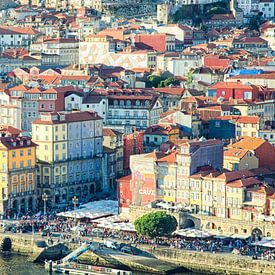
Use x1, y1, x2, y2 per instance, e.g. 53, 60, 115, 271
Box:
0, 232, 274, 274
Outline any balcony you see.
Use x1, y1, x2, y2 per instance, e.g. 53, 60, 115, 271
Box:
107, 115, 148, 120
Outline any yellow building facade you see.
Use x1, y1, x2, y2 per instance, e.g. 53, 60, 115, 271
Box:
0, 137, 37, 216
224, 148, 259, 171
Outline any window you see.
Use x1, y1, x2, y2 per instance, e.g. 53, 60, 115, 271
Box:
12, 151, 16, 158
27, 160, 31, 168
20, 150, 24, 157
20, 161, 24, 169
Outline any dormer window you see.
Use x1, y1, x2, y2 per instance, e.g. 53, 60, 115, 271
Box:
20, 141, 23, 146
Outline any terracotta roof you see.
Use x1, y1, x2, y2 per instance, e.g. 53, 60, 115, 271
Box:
153, 87, 185, 96
144, 151, 166, 160
157, 151, 177, 164
210, 82, 252, 90
216, 170, 255, 183
224, 148, 249, 159
0, 125, 22, 136
231, 137, 266, 150
226, 177, 261, 188
9, 85, 29, 91
33, 111, 101, 125
217, 115, 260, 124
103, 128, 122, 137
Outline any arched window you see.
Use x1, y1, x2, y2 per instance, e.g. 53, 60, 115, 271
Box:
126, 100, 131, 106
136, 100, 140, 106
120, 100, 124, 106
114, 100, 118, 106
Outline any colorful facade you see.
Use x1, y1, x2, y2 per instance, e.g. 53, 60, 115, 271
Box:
0, 136, 37, 216
32, 111, 103, 208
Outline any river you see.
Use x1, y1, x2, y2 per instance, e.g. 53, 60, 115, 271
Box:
0, 252, 204, 275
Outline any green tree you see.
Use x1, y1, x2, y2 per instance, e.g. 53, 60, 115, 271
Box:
186, 71, 193, 84
146, 75, 162, 88
159, 77, 180, 88
134, 211, 178, 238
249, 12, 264, 31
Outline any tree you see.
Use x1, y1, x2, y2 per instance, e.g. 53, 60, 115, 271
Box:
134, 211, 178, 238
159, 77, 180, 88
146, 75, 162, 88
249, 12, 264, 31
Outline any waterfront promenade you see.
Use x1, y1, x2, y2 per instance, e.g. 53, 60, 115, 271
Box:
0, 229, 274, 275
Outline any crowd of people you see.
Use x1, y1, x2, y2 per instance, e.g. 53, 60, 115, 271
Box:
0, 216, 274, 261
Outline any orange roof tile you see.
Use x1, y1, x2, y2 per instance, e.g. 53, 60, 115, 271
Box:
231, 137, 266, 150
224, 148, 249, 159
157, 151, 177, 163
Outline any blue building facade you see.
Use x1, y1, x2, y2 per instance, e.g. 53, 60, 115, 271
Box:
208, 119, 236, 140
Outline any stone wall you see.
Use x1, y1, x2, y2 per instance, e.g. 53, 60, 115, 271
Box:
138, 245, 275, 275
129, 206, 275, 238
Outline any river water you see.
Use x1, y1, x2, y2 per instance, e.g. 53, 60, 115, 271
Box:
0, 252, 203, 275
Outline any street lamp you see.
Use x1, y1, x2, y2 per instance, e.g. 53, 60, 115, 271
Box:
72, 196, 78, 225
42, 193, 48, 220
72, 196, 78, 211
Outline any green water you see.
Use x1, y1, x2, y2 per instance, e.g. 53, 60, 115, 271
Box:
0, 252, 203, 275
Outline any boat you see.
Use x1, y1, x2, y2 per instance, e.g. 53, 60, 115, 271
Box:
45, 260, 132, 275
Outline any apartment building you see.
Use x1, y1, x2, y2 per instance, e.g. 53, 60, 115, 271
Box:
0, 136, 37, 217
103, 128, 124, 178
121, 138, 275, 223
129, 138, 224, 206
32, 111, 103, 208
41, 38, 79, 66
106, 90, 163, 134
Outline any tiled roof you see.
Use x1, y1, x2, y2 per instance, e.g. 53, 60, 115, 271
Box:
210, 81, 252, 90
216, 170, 255, 183
226, 177, 261, 188
224, 148, 249, 159
231, 137, 266, 150
217, 115, 260, 124
103, 128, 122, 137
33, 111, 101, 125
153, 87, 185, 96
0, 125, 22, 136
0, 136, 36, 149
157, 151, 177, 163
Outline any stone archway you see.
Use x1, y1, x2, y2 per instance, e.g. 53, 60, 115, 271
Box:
68, 188, 74, 200
20, 199, 25, 213
252, 228, 263, 241
55, 190, 60, 204
28, 197, 33, 212
90, 184, 95, 194
83, 185, 88, 197
76, 187, 81, 197
206, 222, 217, 230
12, 200, 18, 214
61, 189, 67, 202
1, 237, 12, 251
182, 218, 196, 229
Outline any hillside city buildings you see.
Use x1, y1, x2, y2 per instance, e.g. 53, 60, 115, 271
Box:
0, 0, 274, 239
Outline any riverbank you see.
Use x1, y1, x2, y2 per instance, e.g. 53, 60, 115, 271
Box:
138, 244, 275, 275
0, 233, 274, 275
